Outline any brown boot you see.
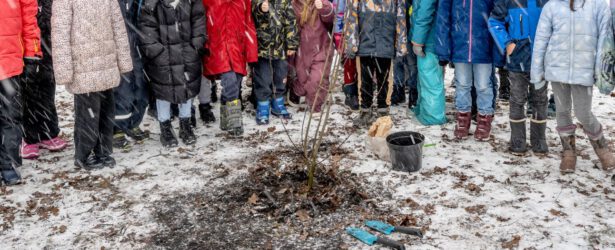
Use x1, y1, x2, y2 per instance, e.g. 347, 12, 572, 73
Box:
589, 136, 615, 171
559, 135, 576, 174
454, 112, 471, 139
474, 114, 494, 141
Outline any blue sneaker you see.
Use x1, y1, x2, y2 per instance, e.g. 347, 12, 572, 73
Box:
271, 97, 292, 119
1, 166, 21, 186
256, 101, 270, 125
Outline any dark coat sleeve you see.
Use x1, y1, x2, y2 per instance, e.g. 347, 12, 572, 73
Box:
137, 0, 165, 59
191, 0, 207, 56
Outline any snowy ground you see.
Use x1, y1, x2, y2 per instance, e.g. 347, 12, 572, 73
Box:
1, 70, 615, 249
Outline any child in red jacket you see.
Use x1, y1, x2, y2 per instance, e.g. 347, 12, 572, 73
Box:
0, 0, 42, 185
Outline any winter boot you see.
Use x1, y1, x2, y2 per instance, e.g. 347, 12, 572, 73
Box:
354, 109, 373, 127
226, 99, 244, 136
159, 120, 178, 148
342, 83, 360, 111
20, 142, 40, 159
509, 120, 527, 155
0, 165, 21, 185
588, 135, 615, 171
97, 155, 116, 168
454, 112, 472, 139
271, 97, 292, 119
126, 127, 150, 141
559, 134, 577, 174
220, 104, 228, 131
287, 90, 302, 107
199, 103, 216, 124
530, 120, 549, 155
408, 87, 418, 109
113, 132, 132, 152
74, 155, 104, 170
474, 114, 494, 141
179, 118, 197, 145
256, 101, 270, 125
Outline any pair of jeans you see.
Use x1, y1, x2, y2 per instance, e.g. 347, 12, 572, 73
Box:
220, 71, 243, 104
156, 99, 193, 122
359, 57, 392, 109
252, 58, 288, 102
551, 82, 602, 138
113, 70, 148, 133
21, 62, 60, 144
393, 51, 418, 90
0, 77, 23, 168
508, 72, 547, 121
454, 63, 494, 115
74, 90, 115, 161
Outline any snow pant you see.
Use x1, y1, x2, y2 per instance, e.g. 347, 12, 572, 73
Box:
157, 99, 192, 122
393, 51, 418, 90
21, 62, 60, 144
220, 71, 243, 104
414, 52, 446, 125
113, 70, 148, 133
198, 77, 212, 104
509, 72, 547, 122
498, 68, 510, 95
293, 59, 330, 113
358, 57, 392, 109
74, 90, 115, 162
252, 58, 288, 102
551, 82, 603, 138
454, 63, 494, 115
0, 77, 23, 168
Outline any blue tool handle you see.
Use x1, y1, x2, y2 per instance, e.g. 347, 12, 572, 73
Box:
394, 226, 423, 238
375, 237, 406, 250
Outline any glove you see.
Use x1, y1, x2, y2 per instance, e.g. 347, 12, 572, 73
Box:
438, 60, 449, 67
412, 45, 425, 57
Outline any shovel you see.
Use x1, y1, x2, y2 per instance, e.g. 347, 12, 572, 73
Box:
346, 227, 405, 250
365, 220, 424, 238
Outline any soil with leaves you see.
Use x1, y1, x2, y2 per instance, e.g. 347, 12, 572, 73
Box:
2, 71, 615, 249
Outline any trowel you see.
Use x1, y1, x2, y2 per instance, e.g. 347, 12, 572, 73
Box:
365, 220, 423, 238
345, 227, 405, 250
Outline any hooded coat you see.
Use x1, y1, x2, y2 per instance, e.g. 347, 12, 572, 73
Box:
202, 0, 258, 77
0, 0, 42, 80
530, 0, 612, 86
138, 0, 207, 103
51, 0, 133, 94
252, 0, 299, 59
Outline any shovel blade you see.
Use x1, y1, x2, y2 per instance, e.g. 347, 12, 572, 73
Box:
365, 220, 395, 235
346, 227, 377, 245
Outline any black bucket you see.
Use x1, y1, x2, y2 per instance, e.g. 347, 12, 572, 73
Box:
386, 131, 425, 172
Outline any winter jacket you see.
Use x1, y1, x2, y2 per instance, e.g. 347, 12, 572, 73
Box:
138, 0, 206, 103
435, 0, 495, 64
252, 0, 299, 59
344, 0, 408, 59
489, 0, 548, 72
51, 0, 133, 94
119, 0, 145, 80
411, 0, 438, 53
203, 0, 258, 77
0, 0, 42, 80
530, 0, 612, 86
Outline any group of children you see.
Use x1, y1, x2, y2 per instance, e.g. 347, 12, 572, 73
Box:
0, 0, 614, 186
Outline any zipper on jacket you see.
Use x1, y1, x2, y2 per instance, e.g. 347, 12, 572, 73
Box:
468, 0, 473, 62
519, 14, 523, 37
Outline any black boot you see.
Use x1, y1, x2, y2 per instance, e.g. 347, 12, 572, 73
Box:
199, 103, 216, 124
343, 83, 359, 111
159, 120, 178, 148
509, 120, 527, 155
179, 118, 197, 145
74, 155, 104, 170
408, 87, 418, 109
530, 121, 549, 155
97, 155, 116, 168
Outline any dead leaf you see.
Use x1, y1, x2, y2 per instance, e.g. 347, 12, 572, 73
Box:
296, 209, 310, 221
248, 193, 258, 205
501, 235, 521, 249
549, 209, 568, 217
267, 127, 276, 133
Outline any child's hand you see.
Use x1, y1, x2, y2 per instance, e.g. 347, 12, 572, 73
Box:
287, 50, 296, 57
315, 0, 323, 9
261, 0, 269, 12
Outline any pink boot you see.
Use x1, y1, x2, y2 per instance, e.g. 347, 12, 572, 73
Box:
39, 137, 68, 151
20, 142, 40, 159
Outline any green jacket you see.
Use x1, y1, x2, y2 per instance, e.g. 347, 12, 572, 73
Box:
252, 0, 299, 59
411, 0, 437, 53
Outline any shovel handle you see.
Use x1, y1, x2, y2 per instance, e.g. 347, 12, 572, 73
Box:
376, 237, 406, 250
394, 226, 423, 238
